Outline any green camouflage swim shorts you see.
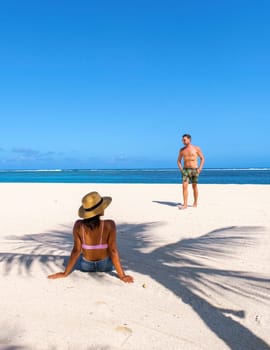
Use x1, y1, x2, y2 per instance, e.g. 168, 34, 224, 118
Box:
182, 168, 199, 184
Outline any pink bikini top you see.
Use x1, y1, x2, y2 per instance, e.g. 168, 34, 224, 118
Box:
81, 221, 108, 250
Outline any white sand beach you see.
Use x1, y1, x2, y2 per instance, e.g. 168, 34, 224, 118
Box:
0, 183, 270, 350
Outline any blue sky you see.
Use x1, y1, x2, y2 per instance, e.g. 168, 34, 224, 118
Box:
0, 0, 269, 169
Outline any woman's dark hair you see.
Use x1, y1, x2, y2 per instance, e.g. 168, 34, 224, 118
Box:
83, 215, 100, 230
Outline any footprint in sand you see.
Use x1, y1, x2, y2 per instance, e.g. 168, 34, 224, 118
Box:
95, 300, 107, 305
115, 325, 133, 336
93, 301, 108, 315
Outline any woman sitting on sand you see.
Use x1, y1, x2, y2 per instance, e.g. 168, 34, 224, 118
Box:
48, 191, 133, 283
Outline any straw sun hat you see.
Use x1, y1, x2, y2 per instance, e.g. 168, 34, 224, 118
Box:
78, 191, 112, 219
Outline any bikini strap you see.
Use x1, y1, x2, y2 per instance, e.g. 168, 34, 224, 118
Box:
100, 220, 104, 244
81, 223, 86, 244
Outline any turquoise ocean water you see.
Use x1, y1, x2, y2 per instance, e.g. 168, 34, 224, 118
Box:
0, 168, 269, 184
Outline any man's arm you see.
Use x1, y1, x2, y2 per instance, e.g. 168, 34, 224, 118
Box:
197, 147, 205, 173
177, 149, 183, 172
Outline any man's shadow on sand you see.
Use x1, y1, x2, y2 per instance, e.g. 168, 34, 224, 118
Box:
1, 223, 270, 350
152, 200, 179, 207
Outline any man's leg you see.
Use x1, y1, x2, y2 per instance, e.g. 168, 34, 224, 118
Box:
192, 183, 198, 207
181, 181, 189, 209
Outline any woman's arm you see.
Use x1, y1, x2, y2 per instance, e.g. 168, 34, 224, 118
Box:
108, 221, 134, 283
48, 221, 82, 279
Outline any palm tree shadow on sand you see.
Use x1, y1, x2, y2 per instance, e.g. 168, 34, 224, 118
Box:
0, 223, 77, 276
1, 223, 270, 350
119, 224, 270, 350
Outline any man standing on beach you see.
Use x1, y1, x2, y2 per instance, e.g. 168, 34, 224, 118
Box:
177, 134, 205, 209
